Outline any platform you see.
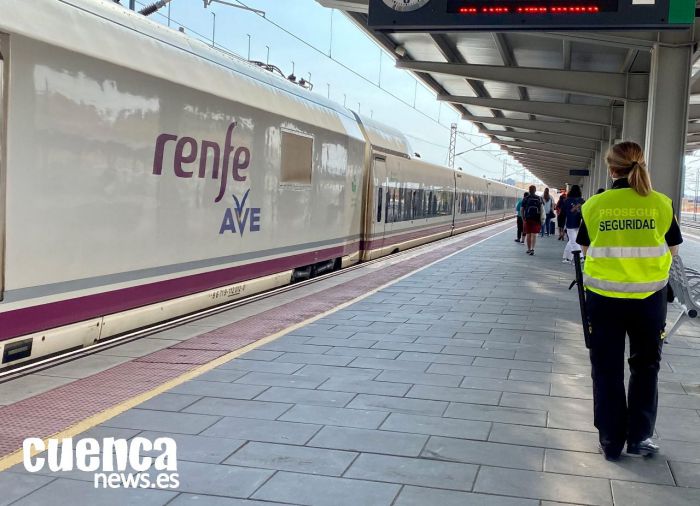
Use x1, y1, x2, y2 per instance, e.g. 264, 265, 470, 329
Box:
1, 224, 700, 506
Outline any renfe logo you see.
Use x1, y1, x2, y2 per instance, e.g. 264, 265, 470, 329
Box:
152, 122, 250, 203
23, 437, 179, 490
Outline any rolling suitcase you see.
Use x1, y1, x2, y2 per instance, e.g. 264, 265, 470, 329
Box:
548, 220, 555, 236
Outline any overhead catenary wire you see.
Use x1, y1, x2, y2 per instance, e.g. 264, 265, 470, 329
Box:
136, 1, 494, 154
134, 0, 519, 179
228, 1, 506, 157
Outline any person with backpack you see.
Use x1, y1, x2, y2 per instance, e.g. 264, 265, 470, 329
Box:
562, 184, 585, 263
521, 185, 543, 255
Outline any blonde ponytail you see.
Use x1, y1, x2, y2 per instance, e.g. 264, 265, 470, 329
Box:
627, 161, 652, 196
605, 141, 653, 196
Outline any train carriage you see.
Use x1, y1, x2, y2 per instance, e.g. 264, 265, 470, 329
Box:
0, 0, 518, 369
0, 0, 368, 364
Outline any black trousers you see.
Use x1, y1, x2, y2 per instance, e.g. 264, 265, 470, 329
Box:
586, 288, 666, 453
516, 216, 524, 240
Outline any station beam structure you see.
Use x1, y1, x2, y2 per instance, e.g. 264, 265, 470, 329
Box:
317, 0, 697, 204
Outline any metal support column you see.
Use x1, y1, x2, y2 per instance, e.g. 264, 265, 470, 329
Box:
622, 100, 648, 148
644, 38, 692, 214
583, 168, 593, 198
595, 153, 604, 193
590, 150, 601, 195
622, 72, 649, 147
597, 140, 611, 191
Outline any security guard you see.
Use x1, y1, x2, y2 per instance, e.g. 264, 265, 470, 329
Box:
576, 141, 682, 461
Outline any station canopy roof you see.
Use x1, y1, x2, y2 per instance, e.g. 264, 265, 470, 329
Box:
317, 0, 700, 189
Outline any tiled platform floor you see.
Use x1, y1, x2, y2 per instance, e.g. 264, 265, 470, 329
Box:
680, 226, 700, 270
3, 227, 700, 506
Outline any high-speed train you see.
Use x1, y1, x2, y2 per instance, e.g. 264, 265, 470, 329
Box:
0, 0, 518, 368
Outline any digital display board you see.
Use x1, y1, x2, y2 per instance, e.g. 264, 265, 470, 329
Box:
368, 0, 694, 31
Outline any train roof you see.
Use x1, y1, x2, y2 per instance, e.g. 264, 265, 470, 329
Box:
2, 0, 365, 139
3, 0, 500, 176
354, 114, 412, 159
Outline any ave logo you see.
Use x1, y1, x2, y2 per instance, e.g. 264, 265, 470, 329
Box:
219, 189, 261, 236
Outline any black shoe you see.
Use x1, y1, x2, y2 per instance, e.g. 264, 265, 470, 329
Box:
528, 250, 534, 256
627, 439, 659, 456
598, 444, 621, 461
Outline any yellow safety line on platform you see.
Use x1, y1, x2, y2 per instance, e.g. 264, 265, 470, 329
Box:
0, 224, 510, 473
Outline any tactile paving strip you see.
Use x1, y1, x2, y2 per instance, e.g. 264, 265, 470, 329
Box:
135, 348, 230, 364
0, 224, 508, 459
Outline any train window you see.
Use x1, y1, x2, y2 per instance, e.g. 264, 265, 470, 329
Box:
376, 187, 383, 222
396, 187, 403, 222
441, 191, 452, 216
280, 130, 313, 185
394, 188, 399, 222
384, 188, 394, 223
392, 188, 400, 223
404, 189, 412, 221
385, 188, 392, 222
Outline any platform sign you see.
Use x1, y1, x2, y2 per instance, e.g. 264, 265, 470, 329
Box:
368, 0, 695, 31
570, 169, 590, 176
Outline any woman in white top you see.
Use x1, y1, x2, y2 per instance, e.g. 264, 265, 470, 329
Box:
540, 188, 554, 237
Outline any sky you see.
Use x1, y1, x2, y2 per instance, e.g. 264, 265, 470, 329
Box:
130, 0, 533, 185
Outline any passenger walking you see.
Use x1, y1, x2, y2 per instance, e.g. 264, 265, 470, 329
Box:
576, 141, 682, 461
562, 185, 584, 263
521, 185, 543, 255
540, 188, 555, 237
555, 192, 567, 240
515, 192, 528, 243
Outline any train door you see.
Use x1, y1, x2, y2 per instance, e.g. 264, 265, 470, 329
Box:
371, 156, 387, 258
0, 37, 6, 299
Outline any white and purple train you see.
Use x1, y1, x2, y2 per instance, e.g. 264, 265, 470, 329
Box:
0, 0, 518, 368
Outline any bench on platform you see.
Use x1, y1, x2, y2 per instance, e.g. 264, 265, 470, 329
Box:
666, 255, 700, 342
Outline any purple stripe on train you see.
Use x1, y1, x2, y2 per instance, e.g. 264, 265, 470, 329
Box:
0, 244, 358, 342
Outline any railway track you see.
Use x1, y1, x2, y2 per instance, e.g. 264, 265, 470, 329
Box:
0, 220, 510, 384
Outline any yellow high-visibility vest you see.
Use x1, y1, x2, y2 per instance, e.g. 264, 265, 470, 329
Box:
581, 188, 674, 299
